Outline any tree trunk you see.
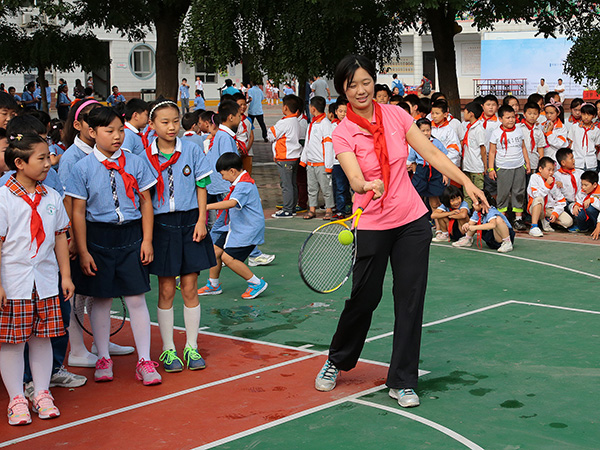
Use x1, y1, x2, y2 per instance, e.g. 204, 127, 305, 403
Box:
154, 2, 190, 100
38, 64, 49, 114
425, 6, 461, 118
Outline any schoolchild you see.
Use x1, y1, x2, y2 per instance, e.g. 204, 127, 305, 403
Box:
106, 86, 125, 107
503, 95, 524, 123
199, 110, 219, 155
65, 107, 161, 386
430, 100, 461, 167
48, 119, 66, 170
232, 92, 255, 175
430, 185, 470, 242
575, 170, 600, 239
567, 103, 599, 171
0, 91, 19, 129
0, 133, 74, 425
181, 111, 206, 148
519, 102, 546, 175
554, 148, 583, 229
179, 79, 190, 114
121, 98, 150, 156
566, 98, 584, 132
194, 89, 206, 111
461, 101, 486, 207
142, 100, 216, 372
542, 102, 567, 161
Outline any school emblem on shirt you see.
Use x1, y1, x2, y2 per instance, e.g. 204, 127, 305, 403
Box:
183, 165, 191, 177
46, 204, 56, 215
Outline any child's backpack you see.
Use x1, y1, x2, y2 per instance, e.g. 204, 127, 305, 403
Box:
422, 78, 432, 96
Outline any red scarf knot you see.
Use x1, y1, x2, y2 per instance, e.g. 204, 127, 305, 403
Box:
216, 172, 255, 225
144, 146, 182, 205
101, 152, 141, 207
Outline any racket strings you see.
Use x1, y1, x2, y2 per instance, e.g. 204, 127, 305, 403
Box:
299, 223, 355, 293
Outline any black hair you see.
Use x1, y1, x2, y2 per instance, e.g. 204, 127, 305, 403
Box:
26, 109, 51, 129
84, 87, 93, 97
87, 106, 124, 129
581, 170, 599, 185
555, 148, 573, 165
464, 101, 483, 118
431, 100, 448, 113
397, 102, 411, 114
328, 103, 337, 116
544, 91, 560, 105
389, 95, 403, 104
282, 94, 300, 114
195, 89, 201, 96
220, 93, 235, 103
497, 105, 516, 118
148, 97, 179, 121
523, 102, 541, 113
570, 98, 584, 110
473, 96, 485, 105
224, 79, 233, 87
0, 128, 6, 140
403, 93, 420, 108
483, 190, 496, 208
527, 93, 544, 105
111, 85, 118, 90
293, 95, 305, 115
49, 118, 64, 144
232, 92, 246, 102
418, 97, 432, 115
26, 81, 35, 90
431, 92, 447, 103
5, 132, 47, 170
482, 94, 498, 105
310, 96, 326, 113
6, 114, 46, 137
416, 117, 432, 128
335, 97, 348, 108
333, 55, 377, 96
374, 84, 392, 98
580, 104, 596, 116
216, 152, 243, 172
182, 112, 198, 131
502, 95, 519, 107
124, 98, 149, 121
440, 185, 464, 209
537, 156, 555, 171
200, 110, 219, 127
0, 91, 19, 111
63, 98, 101, 147
218, 99, 240, 123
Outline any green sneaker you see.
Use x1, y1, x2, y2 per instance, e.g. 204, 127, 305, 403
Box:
159, 349, 183, 373
183, 346, 206, 370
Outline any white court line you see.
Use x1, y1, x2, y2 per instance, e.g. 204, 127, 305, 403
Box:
351, 399, 485, 450
365, 301, 514, 343
0, 353, 320, 448
515, 235, 600, 247
298, 344, 314, 349
433, 243, 600, 281
511, 300, 600, 316
265, 225, 311, 233
193, 385, 387, 450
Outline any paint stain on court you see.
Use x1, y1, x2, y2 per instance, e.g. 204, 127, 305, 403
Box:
501, 400, 524, 408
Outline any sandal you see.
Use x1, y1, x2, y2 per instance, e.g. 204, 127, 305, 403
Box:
323, 213, 332, 221
303, 212, 316, 220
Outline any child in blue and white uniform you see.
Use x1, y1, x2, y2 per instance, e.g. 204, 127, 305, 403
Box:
48, 119, 66, 170
453, 191, 515, 253
65, 107, 162, 386
199, 153, 268, 300
121, 98, 149, 156
142, 99, 216, 373
430, 185, 470, 242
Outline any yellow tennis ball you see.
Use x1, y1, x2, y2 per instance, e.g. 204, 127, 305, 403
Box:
338, 229, 354, 245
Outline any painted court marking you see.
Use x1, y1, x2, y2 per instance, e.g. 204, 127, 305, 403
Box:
351, 399, 485, 450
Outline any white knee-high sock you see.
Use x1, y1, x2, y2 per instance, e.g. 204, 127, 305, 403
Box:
157, 307, 175, 352
0, 343, 25, 399
90, 297, 112, 359
28, 337, 52, 394
124, 294, 151, 361
68, 295, 92, 357
183, 304, 201, 349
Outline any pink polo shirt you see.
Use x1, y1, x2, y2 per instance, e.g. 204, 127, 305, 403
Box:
333, 104, 427, 230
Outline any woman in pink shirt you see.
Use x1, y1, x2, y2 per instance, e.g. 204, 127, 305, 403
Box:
314, 55, 487, 408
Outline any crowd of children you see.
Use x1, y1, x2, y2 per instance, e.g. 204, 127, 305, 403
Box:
0, 89, 275, 426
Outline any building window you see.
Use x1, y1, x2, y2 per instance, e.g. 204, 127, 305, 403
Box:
195, 57, 217, 84
129, 44, 155, 80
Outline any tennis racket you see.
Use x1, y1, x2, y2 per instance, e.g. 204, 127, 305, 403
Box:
73, 295, 127, 336
298, 191, 375, 293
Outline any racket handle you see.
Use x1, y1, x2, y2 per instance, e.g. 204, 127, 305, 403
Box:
358, 190, 376, 211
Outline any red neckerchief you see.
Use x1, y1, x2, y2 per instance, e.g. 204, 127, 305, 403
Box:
479, 114, 497, 129
499, 125, 515, 154
346, 101, 390, 201
140, 128, 151, 150
558, 168, 578, 195
475, 213, 483, 249
308, 113, 326, 142
144, 145, 182, 205
235, 134, 248, 156
582, 186, 600, 220
462, 121, 474, 160
101, 152, 140, 206
433, 119, 449, 128
568, 115, 580, 125
208, 135, 215, 150
580, 123, 593, 148
216, 172, 255, 225
332, 118, 340, 124
7, 175, 46, 257
522, 121, 536, 151
57, 142, 67, 151
183, 131, 195, 137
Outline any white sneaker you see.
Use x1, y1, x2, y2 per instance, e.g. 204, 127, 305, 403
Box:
431, 232, 450, 242
91, 341, 135, 356
529, 227, 543, 237
68, 351, 98, 368
315, 360, 339, 392
497, 240, 513, 253
541, 219, 553, 232
389, 388, 420, 408
50, 366, 87, 388
248, 253, 276, 267
452, 236, 473, 247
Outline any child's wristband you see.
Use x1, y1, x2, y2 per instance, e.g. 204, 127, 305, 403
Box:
487, 168, 495, 173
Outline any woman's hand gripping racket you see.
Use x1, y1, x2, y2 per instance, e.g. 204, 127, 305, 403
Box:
73, 296, 127, 336
299, 191, 375, 293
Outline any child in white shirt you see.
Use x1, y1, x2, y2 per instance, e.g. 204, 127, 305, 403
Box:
567, 103, 599, 171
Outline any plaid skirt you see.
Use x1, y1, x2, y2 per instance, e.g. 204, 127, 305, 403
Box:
0, 289, 65, 344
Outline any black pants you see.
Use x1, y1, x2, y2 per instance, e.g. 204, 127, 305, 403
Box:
328, 214, 431, 389
249, 114, 268, 140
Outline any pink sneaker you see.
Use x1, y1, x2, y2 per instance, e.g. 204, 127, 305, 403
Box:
32, 390, 60, 420
7, 395, 31, 426
135, 359, 162, 386
94, 357, 114, 382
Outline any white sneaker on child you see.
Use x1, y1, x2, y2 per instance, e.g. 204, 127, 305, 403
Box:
452, 236, 473, 247
529, 227, 543, 237
497, 240, 513, 253
431, 232, 450, 242
541, 219, 553, 232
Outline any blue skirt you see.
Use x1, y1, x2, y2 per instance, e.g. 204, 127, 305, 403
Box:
71, 220, 150, 298
149, 209, 217, 277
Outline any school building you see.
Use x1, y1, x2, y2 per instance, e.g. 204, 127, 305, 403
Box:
0, 14, 585, 105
